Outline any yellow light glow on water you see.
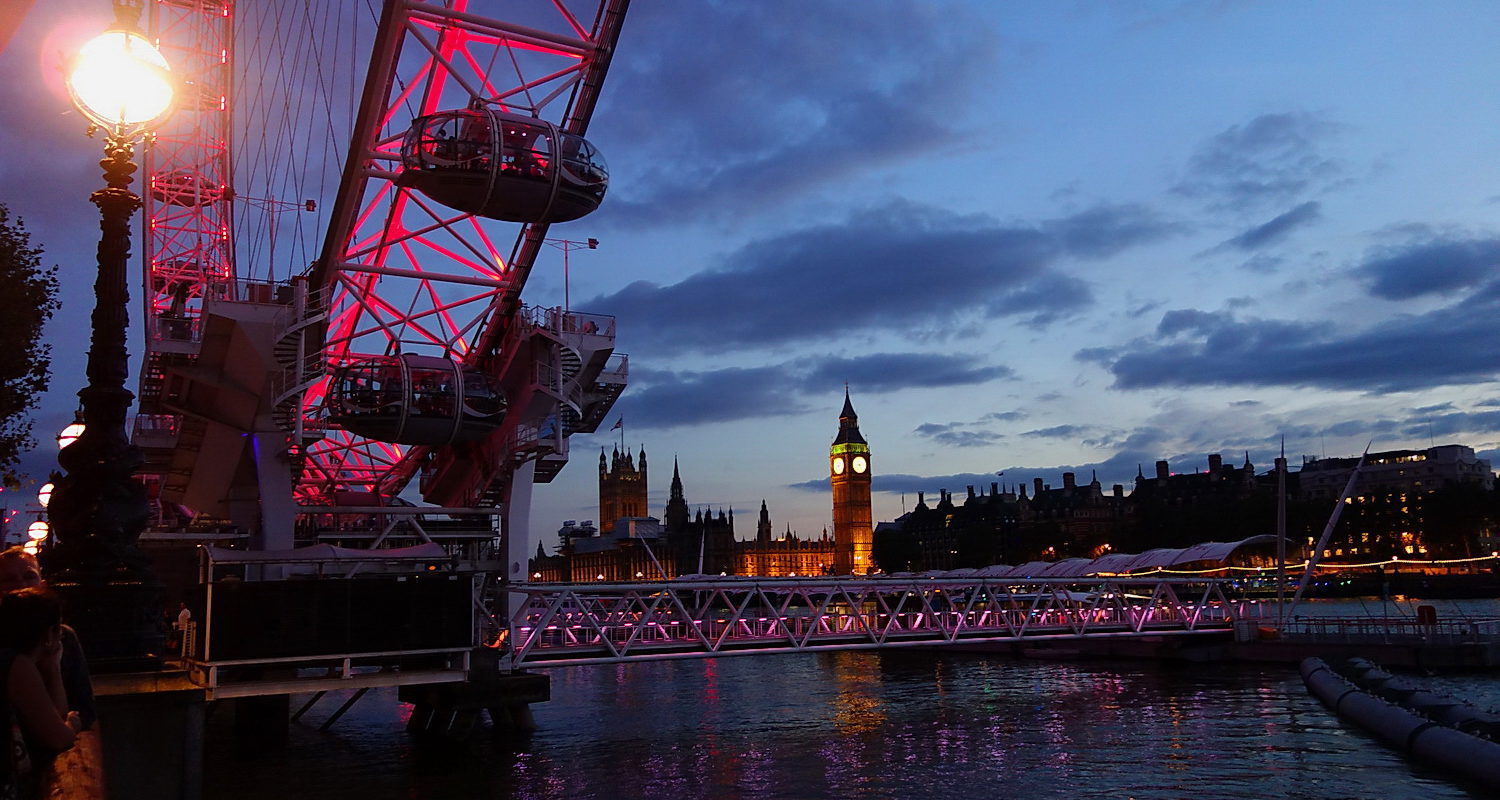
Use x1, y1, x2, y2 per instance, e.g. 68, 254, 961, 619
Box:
67, 30, 173, 129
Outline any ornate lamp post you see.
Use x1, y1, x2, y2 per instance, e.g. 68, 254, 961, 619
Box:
45, 0, 175, 667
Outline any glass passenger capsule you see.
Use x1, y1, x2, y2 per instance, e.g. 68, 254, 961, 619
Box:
328, 354, 507, 445
397, 108, 607, 223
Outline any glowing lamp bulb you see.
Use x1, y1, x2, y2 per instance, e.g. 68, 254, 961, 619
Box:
66, 28, 173, 131
26, 520, 49, 541
22, 542, 39, 555
58, 423, 85, 450
37, 483, 53, 508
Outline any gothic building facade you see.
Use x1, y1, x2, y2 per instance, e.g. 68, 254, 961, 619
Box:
529, 393, 875, 580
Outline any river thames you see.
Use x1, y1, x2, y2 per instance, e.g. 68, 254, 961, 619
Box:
203, 598, 1499, 799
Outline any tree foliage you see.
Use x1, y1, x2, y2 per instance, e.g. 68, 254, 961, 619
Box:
0, 203, 59, 487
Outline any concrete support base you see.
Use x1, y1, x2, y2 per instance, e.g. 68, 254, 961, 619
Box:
232, 694, 290, 751
399, 659, 549, 739
95, 672, 206, 800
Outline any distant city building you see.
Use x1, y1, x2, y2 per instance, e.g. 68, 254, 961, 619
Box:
1298, 444, 1494, 497
530, 393, 871, 581
873, 475, 1126, 572
1127, 453, 1261, 550
535, 424, 1499, 580
1296, 444, 1495, 561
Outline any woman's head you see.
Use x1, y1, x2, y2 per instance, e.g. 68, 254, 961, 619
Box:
0, 587, 62, 653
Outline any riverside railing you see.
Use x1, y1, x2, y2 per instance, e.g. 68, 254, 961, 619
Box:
1279, 615, 1500, 645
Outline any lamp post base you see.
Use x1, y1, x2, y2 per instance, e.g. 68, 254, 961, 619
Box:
50, 573, 165, 672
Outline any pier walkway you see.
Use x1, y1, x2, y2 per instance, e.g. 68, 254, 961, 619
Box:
503, 574, 1268, 668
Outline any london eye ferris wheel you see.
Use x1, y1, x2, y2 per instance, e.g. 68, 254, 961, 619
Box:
133, 0, 632, 552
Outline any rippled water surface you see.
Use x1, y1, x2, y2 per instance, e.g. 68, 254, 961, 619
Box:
204, 598, 1500, 800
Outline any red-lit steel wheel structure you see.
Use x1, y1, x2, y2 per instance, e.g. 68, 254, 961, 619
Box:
134, 0, 630, 582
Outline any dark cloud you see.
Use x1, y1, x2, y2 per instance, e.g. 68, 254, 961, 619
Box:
619, 351, 1009, 429
586, 202, 1173, 356
618, 365, 811, 428
1220, 201, 1321, 251
801, 353, 1013, 394
1043, 203, 1184, 259
1175, 113, 1344, 212
1022, 424, 1087, 439
1079, 292, 1500, 392
1357, 236, 1500, 300
1237, 254, 1285, 273
1322, 419, 1400, 438
1403, 409, 1500, 439
597, 2, 998, 225
911, 408, 1031, 447
911, 423, 1003, 448
984, 273, 1095, 328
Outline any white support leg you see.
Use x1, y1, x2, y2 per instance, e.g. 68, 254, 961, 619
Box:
500, 459, 536, 669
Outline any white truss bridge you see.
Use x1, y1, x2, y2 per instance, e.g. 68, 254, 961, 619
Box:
505, 575, 1269, 668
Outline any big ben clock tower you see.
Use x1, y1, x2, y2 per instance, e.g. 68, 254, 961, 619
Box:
830, 389, 873, 574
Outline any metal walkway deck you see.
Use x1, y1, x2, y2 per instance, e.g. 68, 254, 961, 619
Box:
505, 575, 1267, 668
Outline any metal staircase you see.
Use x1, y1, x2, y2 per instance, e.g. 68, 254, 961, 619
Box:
268, 284, 328, 444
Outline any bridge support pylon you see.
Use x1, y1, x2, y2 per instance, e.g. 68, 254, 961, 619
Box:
398, 648, 549, 738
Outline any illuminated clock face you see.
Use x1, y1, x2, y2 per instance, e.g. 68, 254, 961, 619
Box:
852, 456, 868, 474
832, 456, 846, 475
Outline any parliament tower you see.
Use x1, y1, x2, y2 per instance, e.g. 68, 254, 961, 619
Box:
830, 390, 873, 574
599, 446, 647, 534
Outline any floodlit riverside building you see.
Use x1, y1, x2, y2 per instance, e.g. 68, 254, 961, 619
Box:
1296, 444, 1495, 560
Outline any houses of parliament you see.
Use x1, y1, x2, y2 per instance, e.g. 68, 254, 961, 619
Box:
529, 391, 874, 581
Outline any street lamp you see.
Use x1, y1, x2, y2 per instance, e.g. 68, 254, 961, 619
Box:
57, 421, 85, 450
45, 0, 175, 667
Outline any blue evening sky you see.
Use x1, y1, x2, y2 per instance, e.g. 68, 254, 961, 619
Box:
4, 2, 1500, 549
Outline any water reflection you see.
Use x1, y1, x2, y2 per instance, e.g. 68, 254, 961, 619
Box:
206, 636, 1497, 799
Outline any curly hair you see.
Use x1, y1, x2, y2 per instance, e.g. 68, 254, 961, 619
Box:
0, 586, 62, 653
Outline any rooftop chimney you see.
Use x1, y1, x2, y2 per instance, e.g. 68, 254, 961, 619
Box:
1063, 472, 1076, 489
1156, 460, 1170, 481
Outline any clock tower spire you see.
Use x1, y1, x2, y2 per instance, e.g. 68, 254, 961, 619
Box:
830, 388, 873, 574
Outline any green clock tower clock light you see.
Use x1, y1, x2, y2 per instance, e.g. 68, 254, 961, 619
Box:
830, 389, 873, 574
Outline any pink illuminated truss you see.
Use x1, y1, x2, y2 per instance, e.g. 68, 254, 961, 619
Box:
298, 0, 629, 502
505, 574, 1257, 667
141, 0, 236, 399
